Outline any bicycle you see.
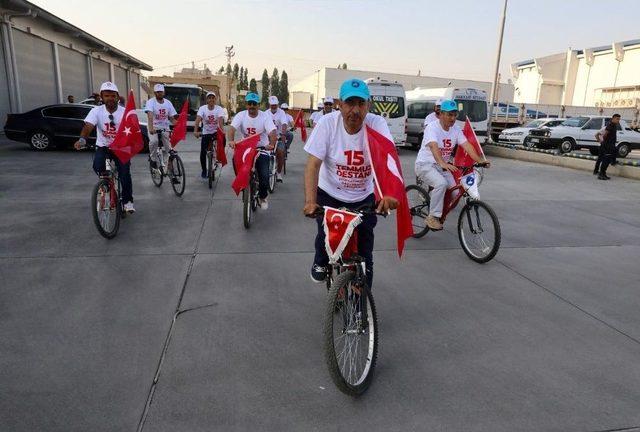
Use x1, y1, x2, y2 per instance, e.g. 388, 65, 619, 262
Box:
149, 130, 186, 196
405, 163, 500, 263
268, 148, 277, 193
308, 205, 382, 397
91, 152, 127, 239
205, 134, 222, 190
242, 149, 269, 229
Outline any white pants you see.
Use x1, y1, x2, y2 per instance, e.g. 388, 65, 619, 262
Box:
148, 130, 171, 163
415, 162, 456, 218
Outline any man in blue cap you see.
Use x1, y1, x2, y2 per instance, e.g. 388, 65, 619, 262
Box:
303, 78, 398, 287
228, 92, 277, 210
415, 99, 489, 231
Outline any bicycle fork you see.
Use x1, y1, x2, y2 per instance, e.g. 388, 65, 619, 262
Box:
465, 202, 484, 235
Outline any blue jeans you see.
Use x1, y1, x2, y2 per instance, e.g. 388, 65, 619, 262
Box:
255, 151, 271, 199
314, 188, 377, 288
93, 147, 133, 203
285, 131, 294, 149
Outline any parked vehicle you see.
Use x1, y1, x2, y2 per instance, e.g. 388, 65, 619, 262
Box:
366, 78, 407, 147
163, 83, 205, 130
499, 118, 565, 145
405, 99, 435, 149
3, 104, 149, 151
528, 116, 640, 157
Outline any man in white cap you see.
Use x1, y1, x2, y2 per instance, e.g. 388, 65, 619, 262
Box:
73, 82, 136, 213
423, 98, 443, 128
281, 103, 294, 151
145, 84, 178, 169
309, 101, 324, 127
322, 96, 334, 115
194, 91, 225, 179
264, 95, 288, 182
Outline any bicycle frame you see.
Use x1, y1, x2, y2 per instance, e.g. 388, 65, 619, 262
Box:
418, 165, 479, 223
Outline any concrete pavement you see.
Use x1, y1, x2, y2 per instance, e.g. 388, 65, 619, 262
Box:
1, 134, 640, 431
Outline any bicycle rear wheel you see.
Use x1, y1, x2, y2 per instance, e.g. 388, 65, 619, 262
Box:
405, 184, 430, 238
207, 152, 214, 190
242, 184, 252, 229
324, 270, 378, 397
457, 200, 501, 263
170, 156, 186, 196
150, 159, 162, 187
91, 178, 120, 239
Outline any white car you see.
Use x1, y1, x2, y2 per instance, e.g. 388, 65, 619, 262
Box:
498, 118, 566, 145
528, 116, 640, 157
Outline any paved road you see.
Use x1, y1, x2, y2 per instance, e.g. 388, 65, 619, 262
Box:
2, 135, 640, 432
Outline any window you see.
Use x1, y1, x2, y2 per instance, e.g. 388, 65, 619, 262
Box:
407, 101, 435, 119
42, 106, 91, 119
524, 120, 545, 128
369, 95, 405, 119
583, 118, 603, 130
456, 100, 487, 122
547, 120, 564, 127
562, 117, 589, 128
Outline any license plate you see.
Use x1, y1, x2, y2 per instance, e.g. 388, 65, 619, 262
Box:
531, 138, 539, 143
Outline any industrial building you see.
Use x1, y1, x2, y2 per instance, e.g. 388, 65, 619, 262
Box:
290, 67, 514, 109
511, 39, 640, 108
0, 0, 152, 125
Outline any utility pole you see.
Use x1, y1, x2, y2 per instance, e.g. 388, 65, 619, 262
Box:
487, 0, 508, 142
225, 45, 235, 112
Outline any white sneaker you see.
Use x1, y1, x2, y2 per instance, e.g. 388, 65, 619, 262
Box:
124, 202, 135, 213
276, 173, 283, 183
259, 198, 269, 210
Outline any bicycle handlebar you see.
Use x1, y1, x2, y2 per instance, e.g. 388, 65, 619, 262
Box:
306, 204, 386, 219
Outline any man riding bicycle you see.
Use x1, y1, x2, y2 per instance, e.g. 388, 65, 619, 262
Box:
73, 81, 135, 213
281, 103, 295, 151
264, 96, 289, 183
228, 92, 277, 210
194, 91, 225, 179
303, 78, 398, 288
309, 101, 324, 126
423, 98, 442, 127
145, 84, 178, 180
415, 99, 490, 231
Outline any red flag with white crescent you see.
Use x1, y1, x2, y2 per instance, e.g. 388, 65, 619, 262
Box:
169, 100, 189, 147
231, 134, 260, 195
323, 207, 362, 263
109, 90, 143, 164
216, 129, 227, 166
454, 117, 485, 167
293, 109, 307, 142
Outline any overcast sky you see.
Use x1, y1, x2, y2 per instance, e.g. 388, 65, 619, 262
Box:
33, 0, 640, 85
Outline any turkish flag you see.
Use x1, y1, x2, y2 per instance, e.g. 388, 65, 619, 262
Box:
216, 130, 227, 166
365, 126, 413, 257
454, 117, 485, 168
169, 100, 189, 147
231, 134, 260, 195
323, 207, 362, 263
293, 110, 307, 142
109, 90, 144, 165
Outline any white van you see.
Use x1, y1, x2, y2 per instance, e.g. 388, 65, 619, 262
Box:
365, 78, 407, 146
405, 87, 488, 138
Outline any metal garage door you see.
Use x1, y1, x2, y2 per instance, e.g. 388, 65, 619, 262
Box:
59, 45, 89, 101
0, 29, 10, 121
92, 58, 110, 93
13, 30, 57, 111
113, 65, 127, 95
130, 72, 141, 106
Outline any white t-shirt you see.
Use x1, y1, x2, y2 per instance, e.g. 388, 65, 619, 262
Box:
304, 111, 393, 203
144, 98, 177, 130
423, 112, 439, 128
231, 110, 276, 148
310, 110, 323, 125
285, 113, 294, 126
416, 121, 467, 165
84, 105, 125, 148
264, 108, 288, 134
197, 104, 225, 135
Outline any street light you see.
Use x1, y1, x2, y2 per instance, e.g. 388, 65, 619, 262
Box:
487, 0, 508, 142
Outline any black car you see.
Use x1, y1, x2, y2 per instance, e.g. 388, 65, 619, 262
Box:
3, 104, 149, 151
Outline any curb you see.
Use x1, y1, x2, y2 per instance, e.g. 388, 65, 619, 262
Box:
484, 143, 640, 180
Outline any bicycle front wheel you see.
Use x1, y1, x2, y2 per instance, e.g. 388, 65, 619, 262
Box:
405, 184, 430, 238
170, 156, 186, 197
150, 160, 162, 187
242, 186, 252, 229
457, 200, 501, 263
91, 178, 120, 239
207, 152, 214, 190
324, 270, 378, 397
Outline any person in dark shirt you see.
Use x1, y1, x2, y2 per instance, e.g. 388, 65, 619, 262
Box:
594, 114, 620, 180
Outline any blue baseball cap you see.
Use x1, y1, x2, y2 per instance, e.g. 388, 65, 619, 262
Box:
245, 92, 260, 104
339, 78, 370, 101
440, 99, 458, 112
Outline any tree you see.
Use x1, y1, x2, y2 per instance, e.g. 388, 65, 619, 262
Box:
249, 78, 257, 93
225, 64, 232, 75
242, 69, 249, 90
217, 66, 224, 74
270, 68, 280, 103
280, 70, 289, 103
260, 69, 270, 108
233, 63, 239, 80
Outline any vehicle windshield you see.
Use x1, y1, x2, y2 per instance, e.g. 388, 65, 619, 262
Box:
562, 117, 589, 127
455, 99, 487, 122
369, 95, 405, 119
164, 87, 202, 117
524, 120, 545, 128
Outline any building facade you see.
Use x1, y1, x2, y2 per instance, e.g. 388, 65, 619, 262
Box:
511, 39, 640, 108
290, 67, 514, 109
0, 0, 152, 124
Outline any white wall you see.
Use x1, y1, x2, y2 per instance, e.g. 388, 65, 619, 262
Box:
513, 65, 540, 103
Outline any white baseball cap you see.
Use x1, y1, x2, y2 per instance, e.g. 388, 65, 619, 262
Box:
317, 102, 323, 109
100, 81, 119, 93
153, 84, 165, 92
435, 98, 444, 106
206, 91, 216, 98
268, 96, 279, 105
324, 96, 334, 104
280, 103, 289, 109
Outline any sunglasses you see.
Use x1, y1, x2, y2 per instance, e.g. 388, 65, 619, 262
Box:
247, 101, 258, 106
108, 114, 115, 128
